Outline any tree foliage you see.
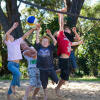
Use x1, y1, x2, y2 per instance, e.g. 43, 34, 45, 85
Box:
0, 0, 100, 77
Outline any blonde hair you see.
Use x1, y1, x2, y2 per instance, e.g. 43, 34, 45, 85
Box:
40, 36, 50, 44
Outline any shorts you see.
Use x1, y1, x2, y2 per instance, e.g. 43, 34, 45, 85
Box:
28, 67, 41, 88
40, 69, 58, 89
70, 51, 77, 69
59, 58, 70, 81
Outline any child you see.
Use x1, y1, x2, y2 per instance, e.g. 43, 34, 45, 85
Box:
21, 41, 41, 100
36, 27, 58, 100
54, 13, 83, 96
58, 8, 81, 71
4, 22, 39, 100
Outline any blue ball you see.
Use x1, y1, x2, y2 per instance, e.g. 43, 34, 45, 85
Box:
27, 16, 35, 24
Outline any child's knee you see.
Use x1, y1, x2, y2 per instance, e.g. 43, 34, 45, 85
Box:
17, 72, 21, 77
14, 71, 21, 78
42, 82, 47, 89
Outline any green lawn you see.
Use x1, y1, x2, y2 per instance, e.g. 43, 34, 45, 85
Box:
70, 76, 100, 82
0, 75, 100, 82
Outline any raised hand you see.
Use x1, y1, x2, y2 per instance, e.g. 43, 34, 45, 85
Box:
61, 7, 67, 12
72, 27, 77, 33
46, 29, 52, 36
12, 22, 19, 29
36, 24, 40, 30
79, 40, 83, 45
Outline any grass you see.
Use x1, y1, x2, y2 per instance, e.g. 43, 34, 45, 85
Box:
0, 75, 12, 80
0, 75, 100, 82
70, 76, 100, 82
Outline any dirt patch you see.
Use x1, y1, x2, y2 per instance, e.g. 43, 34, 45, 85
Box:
0, 80, 100, 100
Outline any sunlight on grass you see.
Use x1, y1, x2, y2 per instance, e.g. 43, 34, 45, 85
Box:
70, 76, 100, 82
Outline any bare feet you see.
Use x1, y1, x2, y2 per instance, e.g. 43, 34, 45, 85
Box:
7, 94, 10, 100
55, 88, 61, 97
22, 96, 27, 100
32, 95, 38, 100
44, 95, 47, 100
11, 86, 16, 94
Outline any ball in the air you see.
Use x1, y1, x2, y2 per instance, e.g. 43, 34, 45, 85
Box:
27, 16, 35, 25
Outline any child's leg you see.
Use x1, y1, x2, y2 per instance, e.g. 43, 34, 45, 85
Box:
23, 86, 33, 100
55, 79, 65, 96
7, 94, 10, 100
70, 51, 77, 71
7, 62, 21, 95
40, 70, 48, 100
32, 88, 40, 100
51, 69, 60, 85
55, 58, 70, 96
43, 89, 48, 100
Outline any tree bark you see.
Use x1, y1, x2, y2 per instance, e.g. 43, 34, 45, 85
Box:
6, 0, 23, 38
0, 0, 23, 76
0, 25, 10, 76
66, 0, 85, 27
0, 7, 10, 32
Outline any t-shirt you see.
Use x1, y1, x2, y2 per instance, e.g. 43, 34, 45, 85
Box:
23, 50, 37, 68
57, 31, 72, 56
5, 38, 23, 61
36, 43, 55, 70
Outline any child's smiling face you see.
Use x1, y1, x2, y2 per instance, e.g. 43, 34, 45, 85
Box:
8, 35, 14, 42
41, 38, 50, 47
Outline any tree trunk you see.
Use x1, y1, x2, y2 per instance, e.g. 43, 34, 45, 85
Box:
0, 25, 10, 76
66, 0, 85, 27
0, 0, 23, 76
6, 0, 23, 38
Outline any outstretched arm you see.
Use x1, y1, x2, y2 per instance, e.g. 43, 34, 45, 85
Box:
58, 8, 67, 31
72, 27, 81, 41
23, 47, 37, 57
72, 40, 83, 46
36, 24, 41, 44
22, 24, 40, 40
5, 22, 18, 41
46, 29, 57, 46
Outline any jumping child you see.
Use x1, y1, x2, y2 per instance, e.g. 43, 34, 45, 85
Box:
54, 9, 83, 96
58, 8, 81, 72
36, 27, 58, 100
21, 41, 41, 100
4, 22, 39, 100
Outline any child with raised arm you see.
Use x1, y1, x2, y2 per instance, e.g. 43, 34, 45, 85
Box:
21, 41, 41, 100
58, 8, 81, 71
55, 26, 83, 96
54, 8, 83, 96
4, 22, 39, 100
36, 27, 58, 100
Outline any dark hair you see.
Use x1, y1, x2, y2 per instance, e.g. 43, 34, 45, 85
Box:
64, 24, 70, 30
64, 24, 74, 34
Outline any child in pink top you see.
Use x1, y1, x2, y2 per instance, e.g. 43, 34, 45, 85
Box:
4, 22, 40, 100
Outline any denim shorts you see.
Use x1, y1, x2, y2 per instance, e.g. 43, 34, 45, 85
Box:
28, 67, 41, 88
